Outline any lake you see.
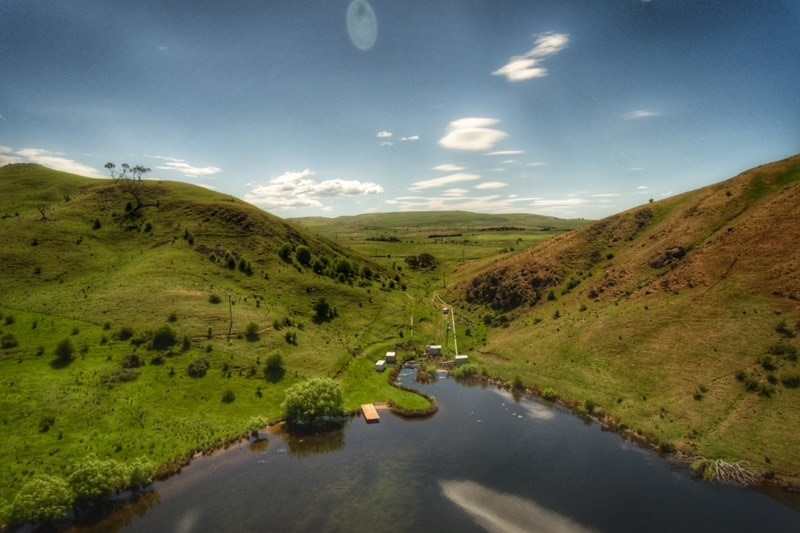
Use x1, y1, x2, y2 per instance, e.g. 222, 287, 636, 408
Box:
98, 368, 799, 532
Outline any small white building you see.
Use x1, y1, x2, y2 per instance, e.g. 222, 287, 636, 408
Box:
375, 359, 387, 372
427, 345, 442, 356
385, 351, 397, 364
455, 354, 469, 366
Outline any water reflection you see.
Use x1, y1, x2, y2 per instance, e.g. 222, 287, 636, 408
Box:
440, 479, 596, 533
490, 388, 556, 421
275, 425, 346, 458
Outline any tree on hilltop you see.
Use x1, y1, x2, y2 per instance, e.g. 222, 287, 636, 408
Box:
104, 162, 153, 215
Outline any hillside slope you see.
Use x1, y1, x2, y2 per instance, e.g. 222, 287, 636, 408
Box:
0, 163, 425, 514
451, 155, 800, 482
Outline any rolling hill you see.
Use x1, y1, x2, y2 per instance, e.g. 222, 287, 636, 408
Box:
447, 155, 800, 484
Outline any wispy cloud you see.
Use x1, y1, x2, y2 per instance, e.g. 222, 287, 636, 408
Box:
0, 146, 22, 165
438, 118, 507, 152
409, 172, 481, 192
399, 135, 420, 142
493, 32, 570, 82
475, 181, 508, 190
433, 163, 465, 172
244, 169, 384, 210
148, 155, 222, 178
10, 147, 104, 177
376, 131, 393, 138
486, 150, 524, 156
623, 110, 660, 120
386, 193, 534, 213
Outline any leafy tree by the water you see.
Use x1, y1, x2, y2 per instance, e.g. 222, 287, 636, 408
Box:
10, 475, 74, 524
282, 377, 344, 429
68, 458, 130, 503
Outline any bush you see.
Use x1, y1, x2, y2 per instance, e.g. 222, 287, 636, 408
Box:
208, 293, 222, 304
1, 332, 18, 349
542, 387, 558, 401
115, 326, 135, 341
222, 389, 236, 403
151, 325, 178, 351
313, 297, 334, 322
121, 353, 144, 368
54, 338, 75, 363
513, 375, 524, 390
10, 475, 74, 524
278, 243, 293, 261
452, 363, 479, 379
68, 458, 129, 503
282, 377, 344, 429
187, 358, 210, 378
264, 352, 286, 382
245, 322, 259, 341
295, 245, 312, 266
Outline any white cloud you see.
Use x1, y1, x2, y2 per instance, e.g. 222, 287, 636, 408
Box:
637, 185, 649, 190
623, 110, 659, 120
244, 169, 383, 210
530, 197, 586, 211
493, 32, 569, 82
526, 162, 549, 167
475, 181, 508, 190
399, 135, 420, 142
591, 193, 621, 198
486, 150, 524, 156
376, 131, 393, 138
442, 188, 470, 197
438, 118, 507, 152
149, 155, 222, 178
409, 172, 481, 191
387, 193, 536, 213
0, 145, 22, 165
381, 141, 394, 147
433, 163, 465, 172
14, 148, 104, 177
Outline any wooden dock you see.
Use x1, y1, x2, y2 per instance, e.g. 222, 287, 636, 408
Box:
361, 403, 380, 423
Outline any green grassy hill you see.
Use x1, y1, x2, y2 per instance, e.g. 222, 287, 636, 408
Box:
447, 155, 800, 484
0, 164, 432, 517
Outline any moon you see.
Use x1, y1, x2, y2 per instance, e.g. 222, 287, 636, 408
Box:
347, 0, 377, 50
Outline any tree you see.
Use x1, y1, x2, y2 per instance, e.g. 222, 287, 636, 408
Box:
54, 338, 75, 364
313, 297, 334, 323
104, 162, 152, 215
10, 474, 74, 524
68, 458, 129, 503
282, 377, 344, 430
295, 245, 312, 266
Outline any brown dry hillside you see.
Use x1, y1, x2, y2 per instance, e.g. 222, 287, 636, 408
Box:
463, 155, 800, 312
451, 155, 800, 483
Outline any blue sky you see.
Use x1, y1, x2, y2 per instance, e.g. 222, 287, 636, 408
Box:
1, 0, 798, 219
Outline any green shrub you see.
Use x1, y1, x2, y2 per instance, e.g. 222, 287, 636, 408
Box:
4, 315, 14, 325
208, 293, 222, 304
513, 375, 524, 390
452, 363, 479, 379
278, 243, 293, 261
542, 387, 558, 401
54, 338, 75, 363
245, 322, 259, 341
115, 326, 135, 341
151, 325, 177, 351
187, 358, 210, 378
1, 332, 18, 349
10, 475, 74, 524
68, 458, 129, 502
295, 245, 312, 266
221, 390, 236, 403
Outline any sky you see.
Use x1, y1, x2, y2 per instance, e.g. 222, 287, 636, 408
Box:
1, 0, 799, 220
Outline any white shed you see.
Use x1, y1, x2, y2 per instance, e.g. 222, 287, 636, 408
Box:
455, 354, 469, 366
427, 345, 442, 356
375, 359, 387, 372
385, 351, 397, 364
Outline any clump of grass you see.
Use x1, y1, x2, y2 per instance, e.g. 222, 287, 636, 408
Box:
452, 363, 479, 379
208, 293, 222, 304
541, 387, 557, 401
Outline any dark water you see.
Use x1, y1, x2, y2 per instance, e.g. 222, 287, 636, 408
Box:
112, 369, 800, 533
